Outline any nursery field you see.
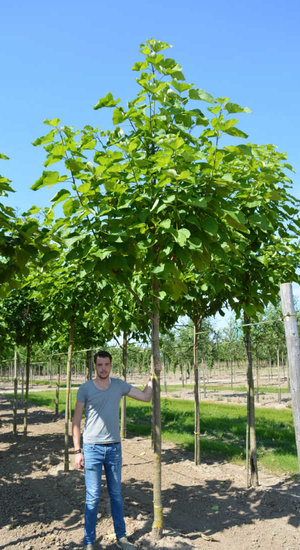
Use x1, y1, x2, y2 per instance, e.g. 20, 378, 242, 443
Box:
1, 380, 300, 550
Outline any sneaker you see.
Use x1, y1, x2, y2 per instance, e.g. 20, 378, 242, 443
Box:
116, 536, 136, 549
84, 545, 94, 550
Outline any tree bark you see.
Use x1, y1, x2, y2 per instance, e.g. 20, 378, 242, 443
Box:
280, 283, 300, 471
243, 312, 259, 487
121, 332, 128, 439
23, 343, 31, 441
277, 345, 281, 403
163, 352, 167, 394
64, 317, 75, 472
13, 351, 18, 435
86, 349, 92, 381
151, 276, 163, 539
194, 319, 201, 465
55, 356, 61, 416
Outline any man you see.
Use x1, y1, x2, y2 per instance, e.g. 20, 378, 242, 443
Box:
72, 350, 155, 550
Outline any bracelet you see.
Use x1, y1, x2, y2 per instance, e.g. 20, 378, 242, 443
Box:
74, 448, 82, 454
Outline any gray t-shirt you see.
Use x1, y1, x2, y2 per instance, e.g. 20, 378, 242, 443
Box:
77, 378, 132, 444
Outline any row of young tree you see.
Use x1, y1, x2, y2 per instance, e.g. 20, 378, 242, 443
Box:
1, 39, 300, 538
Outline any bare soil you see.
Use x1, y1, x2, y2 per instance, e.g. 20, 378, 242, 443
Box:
1, 384, 300, 550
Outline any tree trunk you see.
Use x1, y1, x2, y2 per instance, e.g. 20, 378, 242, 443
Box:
256, 355, 260, 403
243, 312, 259, 487
203, 358, 207, 399
277, 345, 281, 404
280, 283, 300, 471
13, 351, 18, 435
85, 349, 93, 381
151, 276, 163, 539
121, 332, 128, 439
23, 343, 31, 441
64, 317, 75, 472
21, 359, 25, 406
194, 320, 201, 465
55, 356, 61, 416
163, 352, 167, 394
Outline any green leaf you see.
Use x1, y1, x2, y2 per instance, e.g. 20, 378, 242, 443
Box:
184, 197, 209, 208
65, 158, 85, 172
160, 219, 172, 229
92, 246, 116, 259
51, 189, 71, 205
44, 118, 61, 127
189, 88, 216, 103
63, 198, 80, 217
249, 213, 272, 232
0, 153, 9, 160
112, 107, 125, 125
147, 39, 171, 52
77, 182, 91, 193
31, 170, 60, 190
176, 228, 191, 246
203, 217, 218, 236
41, 249, 60, 265
172, 80, 192, 93
224, 102, 251, 114
131, 60, 149, 71
224, 127, 248, 138
152, 263, 165, 274
94, 93, 121, 109
225, 211, 248, 231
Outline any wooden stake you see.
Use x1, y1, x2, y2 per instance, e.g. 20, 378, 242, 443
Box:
280, 283, 300, 471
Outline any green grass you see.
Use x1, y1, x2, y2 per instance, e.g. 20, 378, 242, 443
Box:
162, 384, 289, 394
10, 390, 297, 475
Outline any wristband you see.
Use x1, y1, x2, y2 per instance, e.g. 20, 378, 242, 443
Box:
74, 448, 82, 454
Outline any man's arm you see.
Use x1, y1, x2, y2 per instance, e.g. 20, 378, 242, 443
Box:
127, 377, 153, 402
72, 401, 85, 469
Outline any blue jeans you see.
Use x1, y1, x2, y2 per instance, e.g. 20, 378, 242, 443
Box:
83, 443, 126, 545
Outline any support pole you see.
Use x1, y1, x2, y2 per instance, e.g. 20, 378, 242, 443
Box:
280, 283, 300, 471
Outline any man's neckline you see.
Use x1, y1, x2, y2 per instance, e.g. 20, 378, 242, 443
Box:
92, 377, 112, 391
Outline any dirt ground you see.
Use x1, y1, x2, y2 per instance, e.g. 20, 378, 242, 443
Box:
1, 385, 300, 550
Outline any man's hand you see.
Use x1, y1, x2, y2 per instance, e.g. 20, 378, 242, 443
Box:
74, 451, 84, 470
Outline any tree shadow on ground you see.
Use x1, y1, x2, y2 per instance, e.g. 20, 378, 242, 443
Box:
1, 398, 300, 549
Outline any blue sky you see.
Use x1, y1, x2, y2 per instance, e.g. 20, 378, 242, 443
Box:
1, 0, 299, 307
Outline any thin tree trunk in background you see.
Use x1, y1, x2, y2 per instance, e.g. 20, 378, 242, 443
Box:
23, 343, 31, 441
230, 360, 233, 390
151, 276, 163, 540
277, 345, 281, 403
55, 356, 61, 416
203, 358, 207, 399
280, 283, 300, 471
244, 312, 259, 487
121, 332, 128, 439
69, 364, 72, 422
50, 358, 53, 385
64, 317, 75, 472
256, 355, 260, 403
21, 359, 25, 406
85, 350, 92, 381
163, 352, 167, 394
194, 319, 201, 465
13, 351, 18, 435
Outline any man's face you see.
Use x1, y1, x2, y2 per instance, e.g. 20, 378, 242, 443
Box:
95, 357, 112, 380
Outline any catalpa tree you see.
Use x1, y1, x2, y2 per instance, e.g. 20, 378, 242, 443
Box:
32, 39, 264, 537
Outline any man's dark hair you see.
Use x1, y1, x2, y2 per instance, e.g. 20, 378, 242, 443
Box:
94, 350, 112, 363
